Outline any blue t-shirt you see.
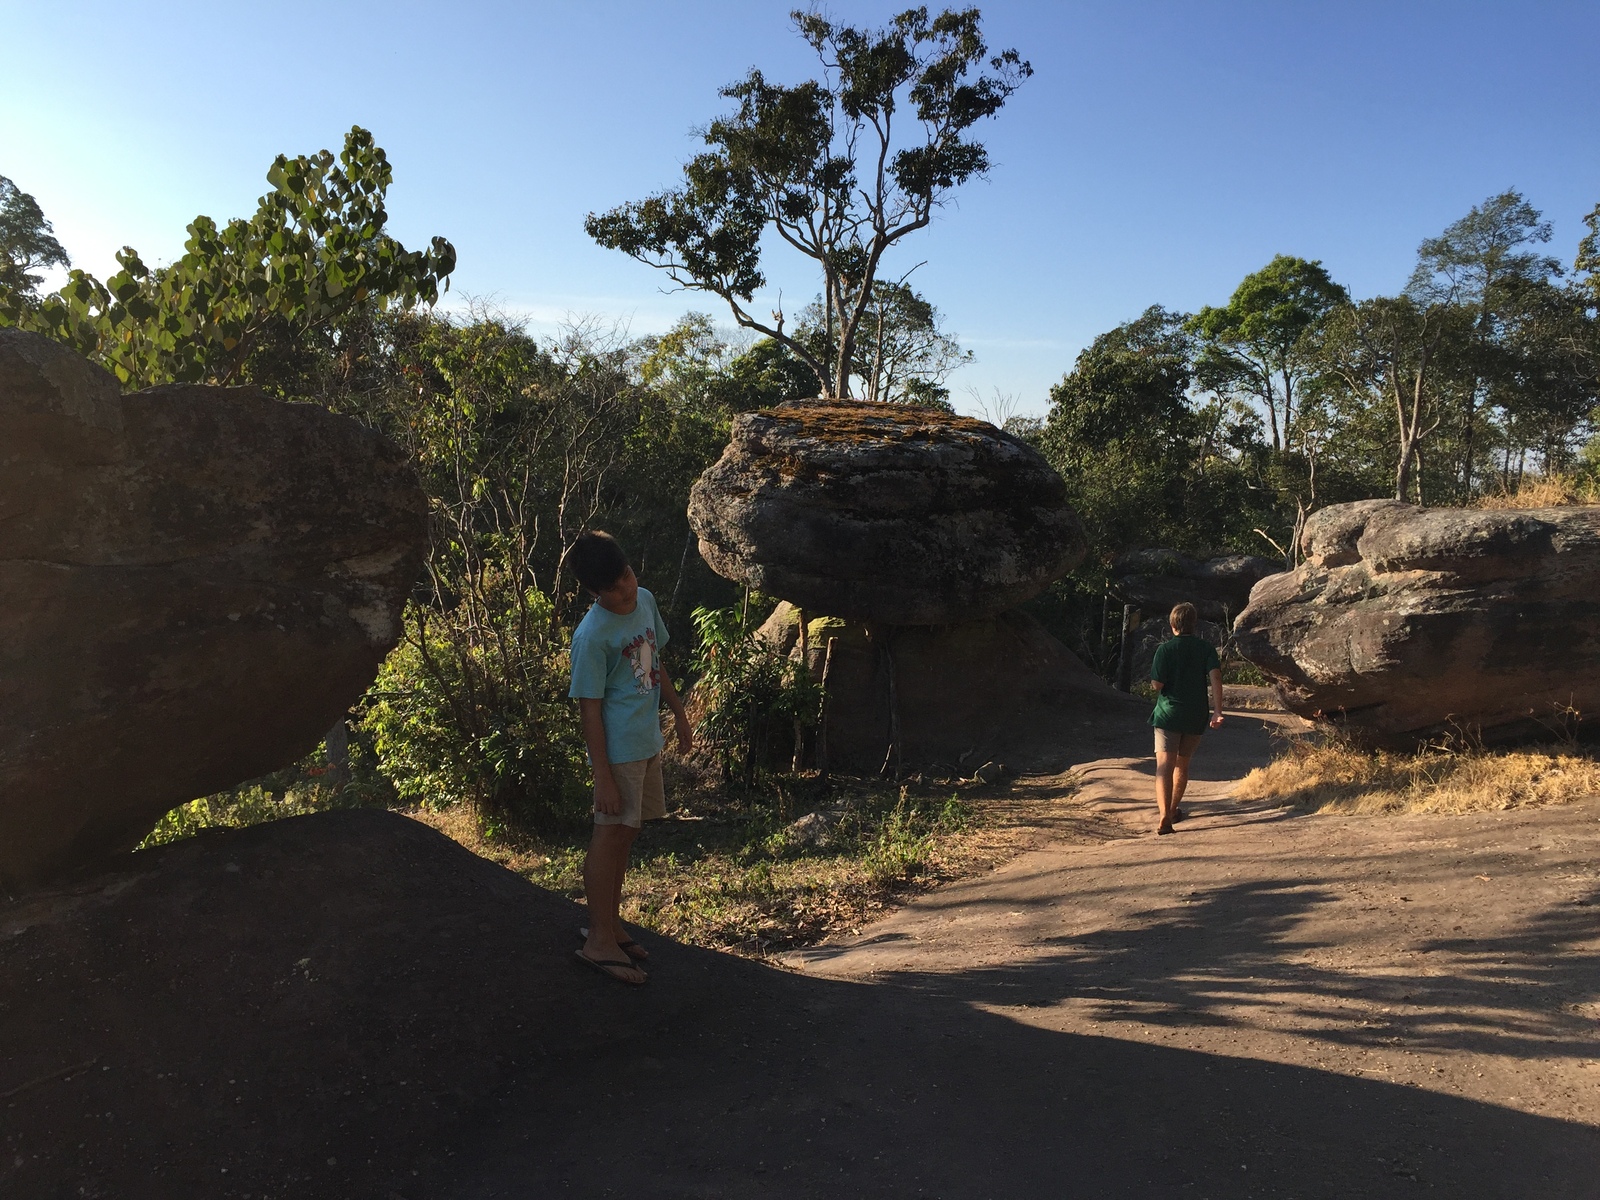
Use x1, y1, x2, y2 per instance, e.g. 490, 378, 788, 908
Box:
568, 587, 669, 764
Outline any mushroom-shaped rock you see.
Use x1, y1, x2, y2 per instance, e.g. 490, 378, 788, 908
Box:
688, 402, 1087, 626
1232, 499, 1600, 746
0, 330, 428, 889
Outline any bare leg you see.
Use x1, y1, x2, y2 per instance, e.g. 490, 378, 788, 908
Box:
581, 823, 645, 982
1172, 754, 1194, 811
607, 824, 640, 948
1154, 750, 1177, 832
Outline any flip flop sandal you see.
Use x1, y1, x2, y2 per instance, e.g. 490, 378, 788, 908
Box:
577, 927, 650, 963
573, 949, 647, 985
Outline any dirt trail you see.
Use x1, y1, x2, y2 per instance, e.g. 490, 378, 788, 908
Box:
441, 711, 1600, 1199
9, 712, 1599, 1199
784, 710, 1600, 1128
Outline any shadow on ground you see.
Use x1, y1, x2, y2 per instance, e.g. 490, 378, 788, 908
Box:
834, 875, 1600, 1064
445, 927, 1598, 1200
4, 808, 1594, 1200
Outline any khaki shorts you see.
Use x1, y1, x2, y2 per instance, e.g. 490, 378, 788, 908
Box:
1154, 728, 1203, 757
594, 754, 665, 828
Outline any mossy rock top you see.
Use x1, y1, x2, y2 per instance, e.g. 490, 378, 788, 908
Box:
688, 400, 1086, 626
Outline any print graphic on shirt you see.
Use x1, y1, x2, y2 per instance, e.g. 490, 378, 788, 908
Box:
622, 628, 660, 695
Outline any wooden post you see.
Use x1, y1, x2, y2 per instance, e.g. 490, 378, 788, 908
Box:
816, 636, 837, 788
878, 627, 902, 780
1115, 605, 1142, 693
792, 608, 809, 772
324, 718, 350, 790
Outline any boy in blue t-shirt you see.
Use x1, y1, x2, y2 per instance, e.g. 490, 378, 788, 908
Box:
566, 530, 692, 985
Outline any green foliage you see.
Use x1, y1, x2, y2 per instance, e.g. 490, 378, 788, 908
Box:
360, 586, 589, 830
1040, 305, 1268, 559
690, 604, 822, 785
586, 7, 1027, 399
0, 174, 70, 304
796, 279, 970, 405
139, 735, 386, 849
3, 127, 454, 390
1189, 254, 1349, 453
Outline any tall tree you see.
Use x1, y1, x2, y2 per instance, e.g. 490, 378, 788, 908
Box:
585, 7, 1028, 400
1188, 255, 1348, 453
0, 175, 70, 309
1405, 189, 1562, 496
1315, 296, 1472, 502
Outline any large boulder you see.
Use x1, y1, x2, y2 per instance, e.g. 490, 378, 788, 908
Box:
1233, 499, 1600, 746
757, 602, 1135, 772
688, 402, 1087, 626
0, 330, 427, 888
1112, 549, 1281, 623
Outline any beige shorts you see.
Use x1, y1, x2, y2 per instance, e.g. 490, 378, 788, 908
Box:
1154, 728, 1203, 757
594, 754, 665, 827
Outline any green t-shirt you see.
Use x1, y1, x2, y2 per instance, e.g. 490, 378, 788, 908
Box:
1148, 635, 1222, 734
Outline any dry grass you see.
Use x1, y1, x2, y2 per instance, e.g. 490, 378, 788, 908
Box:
1234, 737, 1600, 816
407, 777, 1066, 958
1474, 475, 1600, 509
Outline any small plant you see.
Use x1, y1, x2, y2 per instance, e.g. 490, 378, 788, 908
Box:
360, 582, 590, 833
690, 604, 822, 788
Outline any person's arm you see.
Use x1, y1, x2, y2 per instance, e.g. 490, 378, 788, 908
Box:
579, 698, 622, 814
1208, 668, 1224, 729
659, 672, 694, 754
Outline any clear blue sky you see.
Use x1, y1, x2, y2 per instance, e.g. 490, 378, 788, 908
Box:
4, 1, 1598, 416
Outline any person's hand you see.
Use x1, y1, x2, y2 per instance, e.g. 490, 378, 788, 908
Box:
1209, 713, 1224, 729
593, 768, 622, 815
673, 710, 695, 755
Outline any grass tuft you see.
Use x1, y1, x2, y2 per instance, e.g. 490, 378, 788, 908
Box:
1473, 475, 1600, 509
409, 779, 998, 956
1233, 736, 1600, 816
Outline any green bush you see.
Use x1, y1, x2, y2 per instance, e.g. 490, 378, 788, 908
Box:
361, 583, 589, 831
690, 604, 822, 786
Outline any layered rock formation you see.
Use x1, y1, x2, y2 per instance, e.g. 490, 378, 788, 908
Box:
1233, 499, 1600, 745
0, 330, 427, 887
688, 402, 1087, 626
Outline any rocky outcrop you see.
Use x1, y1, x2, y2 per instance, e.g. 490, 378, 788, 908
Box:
689, 402, 1087, 626
0, 330, 427, 888
1112, 549, 1281, 623
758, 602, 1136, 773
1232, 499, 1600, 746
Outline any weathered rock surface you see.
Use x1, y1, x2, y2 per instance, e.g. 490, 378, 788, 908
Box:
1233, 499, 1600, 745
689, 403, 1087, 626
758, 601, 1136, 772
0, 330, 427, 888
1113, 549, 1281, 623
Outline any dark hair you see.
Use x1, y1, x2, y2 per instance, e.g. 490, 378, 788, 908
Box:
1169, 602, 1197, 635
568, 530, 629, 594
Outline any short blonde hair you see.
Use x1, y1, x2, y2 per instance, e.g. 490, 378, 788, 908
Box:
1169, 602, 1197, 635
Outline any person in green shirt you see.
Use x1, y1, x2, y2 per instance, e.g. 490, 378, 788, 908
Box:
1148, 602, 1224, 835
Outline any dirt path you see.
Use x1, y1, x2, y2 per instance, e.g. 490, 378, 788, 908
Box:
441, 711, 1600, 1198
11, 711, 1594, 1197
784, 711, 1600, 1130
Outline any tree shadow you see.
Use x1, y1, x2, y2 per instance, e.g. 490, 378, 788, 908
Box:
446, 923, 1600, 1199
855, 876, 1600, 1062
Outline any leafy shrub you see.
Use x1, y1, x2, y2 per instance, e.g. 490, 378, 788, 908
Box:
361, 583, 589, 831
689, 604, 822, 786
